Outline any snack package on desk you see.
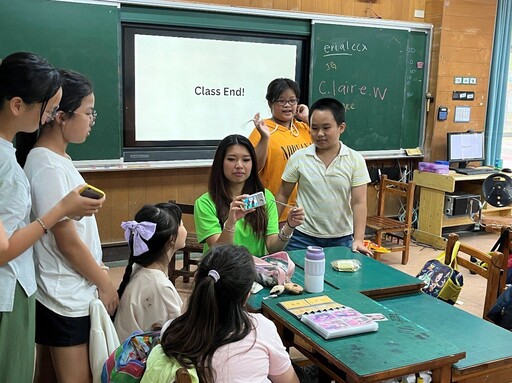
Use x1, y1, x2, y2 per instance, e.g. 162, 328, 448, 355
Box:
331, 259, 361, 272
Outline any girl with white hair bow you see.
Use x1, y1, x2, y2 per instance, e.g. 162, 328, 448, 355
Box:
114, 202, 187, 341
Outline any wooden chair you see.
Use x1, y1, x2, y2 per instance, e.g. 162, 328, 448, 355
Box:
490, 226, 511, 296
168, 201, 203, 284
445, 233, 504, 321
366, 175, 416, 265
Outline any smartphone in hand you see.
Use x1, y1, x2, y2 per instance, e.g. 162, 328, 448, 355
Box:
79, 184, 105, 200
71, 185, 105, 221
244, 191, 266, 210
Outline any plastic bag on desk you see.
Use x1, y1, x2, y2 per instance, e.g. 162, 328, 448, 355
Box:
253, 251, 295, 288
331, 259, 361, 272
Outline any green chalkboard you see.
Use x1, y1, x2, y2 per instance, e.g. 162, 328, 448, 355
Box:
0, 0, 121, 160
310, 22, 429, 152
1, 1, 429, 161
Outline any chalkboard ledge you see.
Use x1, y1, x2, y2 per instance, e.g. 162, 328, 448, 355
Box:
361, 150, 424, 161
74, 158, 212, 173
73, 149, 423, 172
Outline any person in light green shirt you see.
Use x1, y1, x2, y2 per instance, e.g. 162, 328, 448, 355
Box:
194, 134, 304, 257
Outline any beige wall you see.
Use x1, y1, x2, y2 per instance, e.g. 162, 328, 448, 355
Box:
86, 0, 497, 244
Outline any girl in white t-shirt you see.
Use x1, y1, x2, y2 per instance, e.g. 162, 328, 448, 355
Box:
21, 69, 118, 383
114, 202, 187, 341
1, 53, 103, 383
143, 244, 299, 383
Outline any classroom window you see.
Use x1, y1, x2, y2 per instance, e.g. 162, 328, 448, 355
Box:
502, 41, 512, 169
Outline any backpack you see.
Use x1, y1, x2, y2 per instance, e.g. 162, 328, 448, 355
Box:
487, 287, 512, 330
490, 228, 512, 285
416, 241, 464, 305
101, 330, 161, 383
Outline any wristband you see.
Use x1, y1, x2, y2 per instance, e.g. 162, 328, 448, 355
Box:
223, 221, 236, 233
278, 232, 290, 242
279, 226, 293, 240
36, 217, 48, 234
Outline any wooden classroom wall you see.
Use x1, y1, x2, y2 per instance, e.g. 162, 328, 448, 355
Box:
84, 0, 498, 244
426, 0, 497, 162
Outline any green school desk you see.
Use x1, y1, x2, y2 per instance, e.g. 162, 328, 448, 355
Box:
248, 246, 423, 312
247, 265, 335, 312
288, 246, 424, 298
376, 292, 512, 383
262, 290, 465, 383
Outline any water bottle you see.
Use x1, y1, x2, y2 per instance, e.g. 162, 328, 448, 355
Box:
304, 246, 325, 293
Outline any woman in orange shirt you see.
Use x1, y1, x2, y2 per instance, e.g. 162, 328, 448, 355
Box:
249, 78, 311, 224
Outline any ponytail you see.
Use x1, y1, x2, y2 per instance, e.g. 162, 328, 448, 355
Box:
117, 235, 136, 300
161, 244, 255, 383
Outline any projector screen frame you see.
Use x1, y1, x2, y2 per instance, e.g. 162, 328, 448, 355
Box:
122, 23, 309, 161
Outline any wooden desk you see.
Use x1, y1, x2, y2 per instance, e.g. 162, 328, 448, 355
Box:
377, 292, 512, 383
413, 170, 512, 248
288, 247, 424, 299
263, 290, 465, 383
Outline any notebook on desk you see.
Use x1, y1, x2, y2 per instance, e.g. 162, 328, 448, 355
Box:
279, 295, 379, 339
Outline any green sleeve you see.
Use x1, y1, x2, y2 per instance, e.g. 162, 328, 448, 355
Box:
265, 189, 279, 236
194, 193, 221, 245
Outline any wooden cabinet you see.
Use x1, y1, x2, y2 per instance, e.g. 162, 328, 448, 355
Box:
412, 170, 512, 248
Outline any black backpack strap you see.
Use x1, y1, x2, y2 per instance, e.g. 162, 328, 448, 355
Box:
491, 228, 510, 252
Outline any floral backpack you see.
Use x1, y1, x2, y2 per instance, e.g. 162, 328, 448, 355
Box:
101, 330, 161, 383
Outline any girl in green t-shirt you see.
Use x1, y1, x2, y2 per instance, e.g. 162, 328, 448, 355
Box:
194, 134, 304, 256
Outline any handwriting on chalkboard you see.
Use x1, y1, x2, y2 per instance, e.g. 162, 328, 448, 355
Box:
323, 41, 368, 57
318, 80, 388, 100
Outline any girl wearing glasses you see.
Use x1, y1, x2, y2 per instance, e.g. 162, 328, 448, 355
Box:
0, 52, 104, 383
249, 78, 311, 225
20, 69, 118, 383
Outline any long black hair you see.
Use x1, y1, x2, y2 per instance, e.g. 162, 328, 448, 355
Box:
117, 202, 183, 299
15, 68, 92, 168
209, 134, 267, 237
0, 52, 61, 165
0, 52, 61, 108
161, 244, 255, 383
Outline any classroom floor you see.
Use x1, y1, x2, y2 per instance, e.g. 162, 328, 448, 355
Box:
106, 231, 502, 381
107, 230, 501, 319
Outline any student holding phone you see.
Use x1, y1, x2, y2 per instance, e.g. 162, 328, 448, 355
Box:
0, 52, 104, 383
194, 134, 304, 257
249, 78, 311, 224
19, 69, 118, 383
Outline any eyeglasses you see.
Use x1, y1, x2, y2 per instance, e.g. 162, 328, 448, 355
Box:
40, 103, 59, 124
71, 109, 97, 126
274, 98, 298, 106
47, 106, 59, 120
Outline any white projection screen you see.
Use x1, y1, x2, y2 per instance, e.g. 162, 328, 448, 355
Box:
122, 25, 306, 161
134, 34, 297, 141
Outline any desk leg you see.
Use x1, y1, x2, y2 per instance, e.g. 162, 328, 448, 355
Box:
431, 364, 452, 383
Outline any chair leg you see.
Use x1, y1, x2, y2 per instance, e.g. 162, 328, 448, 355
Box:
168, 253, 177, 284
375, 231, 383, 247
401, 230, 410, 265
183, 250, 191, 283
